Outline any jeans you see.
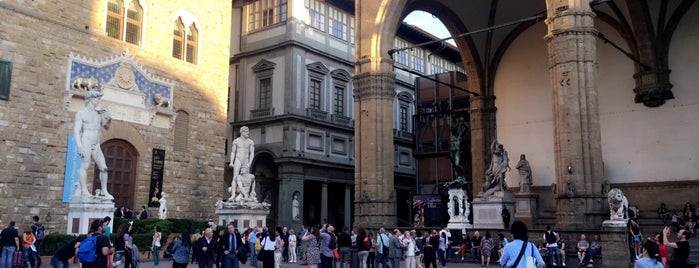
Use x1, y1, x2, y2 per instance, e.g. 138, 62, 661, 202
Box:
33, 241, 42, 268
358, 251, 369, 268
153, 246, 161, 266
249, 244, 257, 267
199, 258, 214, 268
470, 247, 480, 260
437, 249, 446, 267
22, 247, 35, 267
374, 254, 388, 268
50, 256, 69, 268
224, 252, 240, 268
2, 246, 15, 268
546, 246, 561, 268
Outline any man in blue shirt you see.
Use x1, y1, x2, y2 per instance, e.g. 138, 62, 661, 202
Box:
248, 227, 258, 267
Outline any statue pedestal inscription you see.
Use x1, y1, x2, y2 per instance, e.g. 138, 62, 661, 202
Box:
472, 190, 515, 229
446, 188, 472, 231
514, 192, 538, 226
67, 199, 115, 234
216, 207, 269, 229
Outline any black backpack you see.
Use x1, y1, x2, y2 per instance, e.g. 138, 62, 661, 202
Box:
33, 224, 45, 241
328, 233, 337, 249
545, 231, 557, 244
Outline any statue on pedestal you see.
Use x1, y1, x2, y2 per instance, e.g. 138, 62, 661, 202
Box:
159, 192, 168, 219
292, 193, 300, 220
73, 87, 114, 201
481, 139, 510, 196
516, 154, 532, 193
221, 126, 269, 210
607, 188, 629, 221
229, 126, 254, 193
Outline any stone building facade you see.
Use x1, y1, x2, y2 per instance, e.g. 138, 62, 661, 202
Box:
229, 0, 464, 230
0, 0, 231, 232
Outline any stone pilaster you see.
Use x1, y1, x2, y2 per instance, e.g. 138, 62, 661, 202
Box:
469, 95, 497, 195
352, 71, 396, 228
545, 0, 605, 229
278, 176, 304, 230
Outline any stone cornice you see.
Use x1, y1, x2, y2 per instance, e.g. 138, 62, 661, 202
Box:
352, 72, 396, 101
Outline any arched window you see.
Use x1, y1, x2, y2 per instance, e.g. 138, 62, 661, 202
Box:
105, 0, 143, 45
172, 14, 199, 64
186, 24, 198, 64
174, 110, 190, 152
172, 18, 185, 59
94, 139, 138, 209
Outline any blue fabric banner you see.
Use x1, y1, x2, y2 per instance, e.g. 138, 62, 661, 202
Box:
62, 134, 81, 202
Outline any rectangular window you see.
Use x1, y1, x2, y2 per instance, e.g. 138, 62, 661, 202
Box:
393, 38, 409, 66
399, 105, 408, 132
247, 0, 288, 32
410, 47, 424, 72
333, 86, 344, 116
0, 60, 12, 100
305, 0, 325, 31
258, 77, 271, 108
309, 78, 321, 110
328, 7, 347, 40
349, 17, 355, 44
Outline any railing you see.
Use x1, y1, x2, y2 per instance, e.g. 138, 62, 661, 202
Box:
250, 107, 274, 119
393, 129, 414, 140
331, 114, 353, 127
306, 108, 328, 121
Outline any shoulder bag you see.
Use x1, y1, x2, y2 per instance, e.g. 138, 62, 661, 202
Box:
510, 240, 528, 268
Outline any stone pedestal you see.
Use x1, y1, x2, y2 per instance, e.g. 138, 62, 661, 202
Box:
472, 190, 515, 229
446, 188, 472, 231
67, 199, 115, 235
514, 192, 538, 226
601, 221, 630, 267
216, 207, 269, 229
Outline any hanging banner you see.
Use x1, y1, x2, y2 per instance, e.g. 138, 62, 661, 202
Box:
148, 148, 165, 207
62, 134, 81, 202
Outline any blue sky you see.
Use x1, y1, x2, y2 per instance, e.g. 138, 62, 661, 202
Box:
403, 11, 456, 45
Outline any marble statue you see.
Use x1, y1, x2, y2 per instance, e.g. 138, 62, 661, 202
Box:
482, 139, 510, 195
73, 88, 114, 200
229, 166, 257, 203
448, 197, 455, 218
515, 154, 532, 193
229, 126, 254, 196
292, 193, 300, 220
607, 188, 629, 221
448, 117, 468, 179
159, 192, 168, 219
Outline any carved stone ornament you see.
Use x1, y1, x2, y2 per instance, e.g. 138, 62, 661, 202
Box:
115, 63, 136, 89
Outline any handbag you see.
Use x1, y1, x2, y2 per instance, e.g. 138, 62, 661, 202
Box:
333, 248, 340, 260
510, 241, 528, 268
257, 238, 266, 261
525, 243, 536, 268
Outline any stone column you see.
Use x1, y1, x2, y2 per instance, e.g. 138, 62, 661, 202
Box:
352, 71, 397, 228
545, 0, 605, 229
321, 182, 328, 223
344, 185, 351, 229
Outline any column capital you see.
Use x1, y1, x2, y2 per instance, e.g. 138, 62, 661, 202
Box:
352, 72, 396, 101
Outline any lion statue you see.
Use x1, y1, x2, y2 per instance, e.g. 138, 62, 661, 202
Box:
607, 188, 629, 221
154, 93, 170, 107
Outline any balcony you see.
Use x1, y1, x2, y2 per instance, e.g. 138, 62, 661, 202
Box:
331, 114, 353, 127
250, 107, 274, 119
306, 108, 328, 121
393, 129, 414, 141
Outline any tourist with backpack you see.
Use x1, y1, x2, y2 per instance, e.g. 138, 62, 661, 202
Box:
543, 225, 561, 268
51, 237, 84, 268
31, 216, 45, 268
1, 221, 20, 268
78, 219, 113, 268
356, 228, 369, 268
